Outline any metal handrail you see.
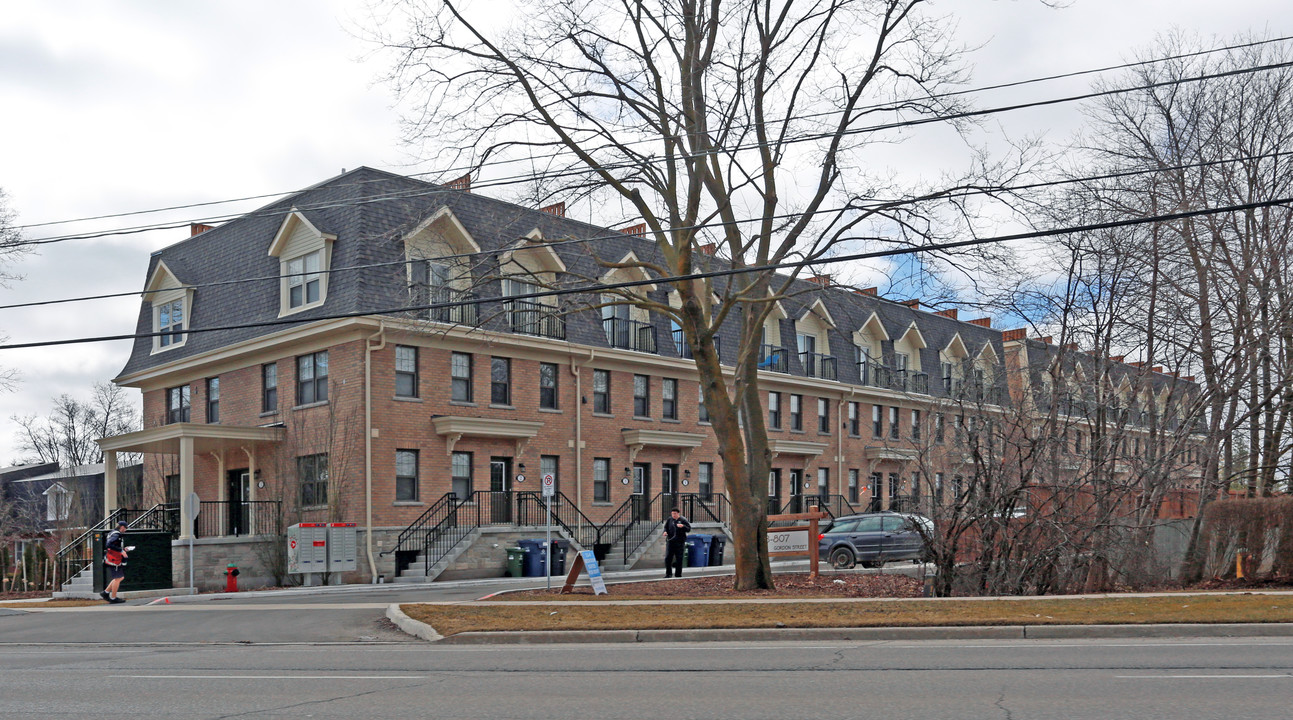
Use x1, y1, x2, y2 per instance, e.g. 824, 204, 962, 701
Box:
799, 351, 838, 380
675, 493, 729, 526
517, 491, 601, 548
195, 500, 281, 538
382, 492, 458, 558
603, 317, 657, 353
507, 299, 566, 339
425, 287, 479, 325
672, 328, 721, 360
758, 344, 788, 372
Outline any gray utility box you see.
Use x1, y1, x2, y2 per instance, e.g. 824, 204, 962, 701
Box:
286, 523, 329, 574
326, 522, 358, 572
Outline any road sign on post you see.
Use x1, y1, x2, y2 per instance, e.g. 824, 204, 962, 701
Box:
542, 473, 555, 589
541, 473, 555, 497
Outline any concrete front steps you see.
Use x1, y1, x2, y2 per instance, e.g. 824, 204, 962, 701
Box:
600, 523, 730, 572
394, 526, 589, 583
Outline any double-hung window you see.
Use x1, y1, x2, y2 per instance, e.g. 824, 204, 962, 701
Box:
206, 378, 220, 423
662, 378, 678, 420
633, 375, 650, 417
911, 409, 921, 440
872, 404, 883, 438
698, 385, 709, 423
298, 453, 329, 507
395, 449, 419, 502
450, 352, 472, 402
817, 398, 830, 433
593, 369, 611, 413
889, 406, 900, 440
166, 385, 190, 424
768, 392, 782, 429
262, 363, 278, 413
539, 362, 559, 409
286, 250, 322, 309
593, 458, 611, 503
790, 394, 803, 431
157, 299, 185, 348
297, 351, 328, 405
848, 469, 860, 504
451, 452, 473, 499
848, 402, 860, 436
490, 357, 511, 405
698, 462, 713, 500
395, 345, 418, 398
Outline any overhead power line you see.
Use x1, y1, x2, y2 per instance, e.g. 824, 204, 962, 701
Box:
1, 195, 1288, 352
3, 147, 1290, 313
14, 52, 1293, 248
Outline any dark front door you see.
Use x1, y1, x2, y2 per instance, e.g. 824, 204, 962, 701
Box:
632, 463, 651, 521
788, 469, 804, 514
660, 464, 678, 517
767, 469, 782, 515
225, 470, 251, 537
489, 457, 512, 524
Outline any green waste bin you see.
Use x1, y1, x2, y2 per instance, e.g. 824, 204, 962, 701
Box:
506, 547, 525, 578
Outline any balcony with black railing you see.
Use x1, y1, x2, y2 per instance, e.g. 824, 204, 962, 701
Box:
196, 500, 281, 538
758, 344, 788, 373
419, 286, 479, 325
671, 327, 721, 360
507, 299, 566, 340
799, 351, 838, 380
603, 317, 658, 353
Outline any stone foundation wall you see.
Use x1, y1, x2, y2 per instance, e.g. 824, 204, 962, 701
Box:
438, 528, 578, 581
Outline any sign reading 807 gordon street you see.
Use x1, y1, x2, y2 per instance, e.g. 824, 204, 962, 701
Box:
767, 529, 810, 554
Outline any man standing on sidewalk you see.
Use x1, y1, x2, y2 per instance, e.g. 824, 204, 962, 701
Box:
102, 521, 128, 604
663, 508, 691, 578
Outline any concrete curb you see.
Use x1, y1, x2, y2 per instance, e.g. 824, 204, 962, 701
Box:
385, 603, 443, 642
412, 622, 1293, 645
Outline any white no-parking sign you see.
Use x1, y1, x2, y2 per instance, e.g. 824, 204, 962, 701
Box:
541, 473, 556, 497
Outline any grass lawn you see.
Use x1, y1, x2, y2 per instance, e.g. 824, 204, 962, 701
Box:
402, 593, 1293, 637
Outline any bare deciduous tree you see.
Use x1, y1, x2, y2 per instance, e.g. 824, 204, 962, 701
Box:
11, 382, 141, 468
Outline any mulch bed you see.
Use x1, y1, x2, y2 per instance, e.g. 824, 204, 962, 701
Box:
502, 572, 925, 600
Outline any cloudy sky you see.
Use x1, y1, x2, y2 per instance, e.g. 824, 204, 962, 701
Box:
0, 0, 1287, 463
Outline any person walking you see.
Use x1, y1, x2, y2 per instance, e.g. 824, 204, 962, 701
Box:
663, 508, 691, 578
102, 521, 129, 604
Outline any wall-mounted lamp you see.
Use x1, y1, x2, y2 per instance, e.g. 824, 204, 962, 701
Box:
517, 462, 527, 473
684, 469, 691, 479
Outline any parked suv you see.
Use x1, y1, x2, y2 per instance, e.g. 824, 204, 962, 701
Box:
818, 512, 933, 569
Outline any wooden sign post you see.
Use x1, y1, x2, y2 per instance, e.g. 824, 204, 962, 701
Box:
765, 505, 827, 578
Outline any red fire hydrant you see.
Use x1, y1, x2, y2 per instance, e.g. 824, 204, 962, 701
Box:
225, 563, 240, 592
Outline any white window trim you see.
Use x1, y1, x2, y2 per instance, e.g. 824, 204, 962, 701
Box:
144, 261, 193, 354
269, 210, 336, 318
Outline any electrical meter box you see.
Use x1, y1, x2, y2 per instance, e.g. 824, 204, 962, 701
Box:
287, 523, 328, 574
326, 522, 358, 572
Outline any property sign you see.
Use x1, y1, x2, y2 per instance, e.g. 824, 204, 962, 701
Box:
560, 550, 609, 595
768, 529, 810, 554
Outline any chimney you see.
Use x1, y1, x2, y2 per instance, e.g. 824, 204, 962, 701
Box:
190, 223, 215, 237
807, 274, 832, 287
859, 287, 878, 296
539, 201, 566, 217
1108, 355, 1124, 363
902, 299, 920, 310
1061, 343, 1078, 351
620, 223, 647, 237
697, 243, 717, 256
1040, 336, 1053, 344
1183, 375, 1195, 382
933, 308, 958, 320
968, 318, 992, 328
445, 173, 472, 192
1152, 365, 1164, 374
1128, 361, 1146, 368
1002, 328, 1027, 342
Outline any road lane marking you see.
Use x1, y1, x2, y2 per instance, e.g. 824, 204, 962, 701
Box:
110, 675, 424, 680
1116, 674, 1293, 679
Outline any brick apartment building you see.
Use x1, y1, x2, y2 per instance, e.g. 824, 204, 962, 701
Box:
91, 167, 1204, 587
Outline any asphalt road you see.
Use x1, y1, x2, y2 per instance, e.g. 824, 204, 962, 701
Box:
1, 637, 1292, 718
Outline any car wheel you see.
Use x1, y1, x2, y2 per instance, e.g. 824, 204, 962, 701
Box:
830, 546, 856, 570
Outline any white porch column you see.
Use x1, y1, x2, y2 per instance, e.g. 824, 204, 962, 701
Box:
103, 450, 118, 516
179, 436, 195, 540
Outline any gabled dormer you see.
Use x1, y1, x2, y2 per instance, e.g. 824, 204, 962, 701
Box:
600, 252, 657, 352
939, 332, 970, 393
269, 210, 336, 317
499, 231, 567, 301
143, 260, 192, 354
795, 299, 836, 378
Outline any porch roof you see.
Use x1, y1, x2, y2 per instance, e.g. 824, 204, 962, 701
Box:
97, 423, 285, 455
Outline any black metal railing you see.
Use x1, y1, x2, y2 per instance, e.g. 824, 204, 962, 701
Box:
603, 317, 657, 353
676, 493, 729, 526
890, 495, 921, 513
598, 492, 663, 564
425, 287, 479, 325
516, 491, 601, 548
671, 328, 721, 360
381, 492, 467, 578
53, 503, 180, 588
195, 500, 281, 538
507, 299, 566, 339
799, 351, 837, 380
758, 344, 788, 372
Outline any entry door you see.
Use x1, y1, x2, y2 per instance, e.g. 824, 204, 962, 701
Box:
225, 470, 251, 537
632, 463, 651, 521
788, 469, 803, 514
489, 457, 512, 524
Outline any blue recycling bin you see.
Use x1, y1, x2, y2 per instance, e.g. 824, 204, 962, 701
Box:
517, 539, 548, 577
708, 535, 727, 566
686, 534, 712, 567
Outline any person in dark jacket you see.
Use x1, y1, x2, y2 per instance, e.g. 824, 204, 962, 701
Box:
102, 521, 128, 604
663, 508, 691, 578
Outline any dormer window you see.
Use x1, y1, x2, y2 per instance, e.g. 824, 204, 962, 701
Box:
403, 207, 481, 324
144, 260, 192, 354
268, 210, 335, 317
286, 249, 322, 308
44, 483, 72, 522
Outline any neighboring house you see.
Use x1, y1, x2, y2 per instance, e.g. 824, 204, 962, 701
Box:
92, 167, 1206, 583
